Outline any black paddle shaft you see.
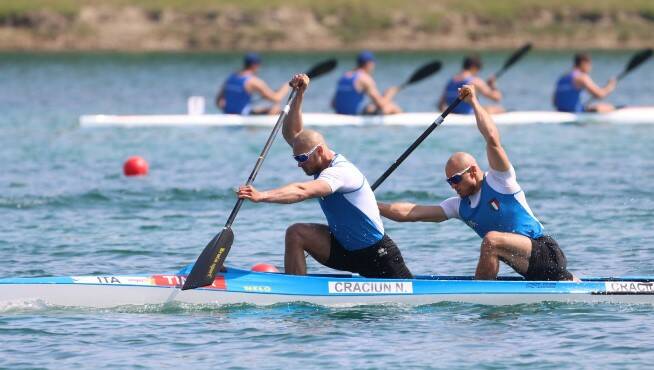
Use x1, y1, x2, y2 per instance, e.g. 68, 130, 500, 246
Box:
494, 43, 532, 80
182, 60, 340, 291
225, 93, 296, 228
221, 62, 339, 227
181, 90, 297, 290
371, 97, 463, 191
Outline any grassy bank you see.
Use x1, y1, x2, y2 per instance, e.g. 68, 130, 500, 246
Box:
0, 0, 652, 50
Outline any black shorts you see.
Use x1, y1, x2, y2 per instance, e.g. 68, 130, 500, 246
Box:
524, 236, 573, 281
325, 234, 413, 279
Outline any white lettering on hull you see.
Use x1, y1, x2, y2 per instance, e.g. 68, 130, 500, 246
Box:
605, 281, 654, 294
328, 281, 413, 294
72, 276, 152, 285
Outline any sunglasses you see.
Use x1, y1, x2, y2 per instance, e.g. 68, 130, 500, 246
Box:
293, 145, 320, 163
446, 166, 471, 185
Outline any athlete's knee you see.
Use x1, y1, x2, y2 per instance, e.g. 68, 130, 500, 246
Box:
481, 231, 504, 255
285, 223, 313, 247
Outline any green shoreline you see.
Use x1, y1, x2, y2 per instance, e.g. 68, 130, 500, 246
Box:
1, 0, 653, 51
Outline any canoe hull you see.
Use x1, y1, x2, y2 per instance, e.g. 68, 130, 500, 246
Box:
2, 268, 654, 308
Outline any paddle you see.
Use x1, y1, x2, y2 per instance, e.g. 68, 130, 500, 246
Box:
371, 95, 466, 191
247, 58, 338, 105
398, 60, 442, 90
304, 58, 339, 81
492, 43, 532, 80
182, 60, 337, 291
584, 48, 652, 105
616, 48, 652, 81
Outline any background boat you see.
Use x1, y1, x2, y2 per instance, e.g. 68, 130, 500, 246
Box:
80, 106, 654, 127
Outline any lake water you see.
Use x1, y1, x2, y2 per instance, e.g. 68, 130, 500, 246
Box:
1, 51, 653, 369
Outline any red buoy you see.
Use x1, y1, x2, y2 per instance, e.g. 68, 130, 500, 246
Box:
123, 156, 149, 176
251, 263, 280, 273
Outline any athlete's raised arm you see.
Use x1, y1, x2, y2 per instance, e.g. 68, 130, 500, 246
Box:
460, 85, 511, 171
282, 74, 309, 146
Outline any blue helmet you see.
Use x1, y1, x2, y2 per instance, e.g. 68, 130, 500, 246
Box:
357, 50, 376, 66
244, 52, 262, 67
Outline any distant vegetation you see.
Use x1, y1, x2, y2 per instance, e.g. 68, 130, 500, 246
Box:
0, 0, 652, 50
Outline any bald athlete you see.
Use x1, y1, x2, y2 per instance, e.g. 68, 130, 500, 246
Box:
237, 73, 412, 278
379, 85, 575, 281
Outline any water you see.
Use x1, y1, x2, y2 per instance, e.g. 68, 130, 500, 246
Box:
1, 51, 653, 369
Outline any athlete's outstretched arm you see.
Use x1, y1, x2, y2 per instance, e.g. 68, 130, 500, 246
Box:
282, 74, 309, 146
577, 74, 617, 99
250, 77, 291, 103
472, 77, 502, 102
378, 202, 448, 223
460, 85, 511, 172
238, 180, 332, 204
215, 85, 226, 110
437, 91, 447, 112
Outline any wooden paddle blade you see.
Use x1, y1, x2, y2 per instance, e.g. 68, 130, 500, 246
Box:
181, 227, 234, 290
621, 48, 652, 78
405, 60, 442, 86
306, 59, 338, 79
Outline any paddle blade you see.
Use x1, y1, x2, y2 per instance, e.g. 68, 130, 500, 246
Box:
306, 59, 338, 79
181, 227, 234, 290
403, 60, 442, 87
620, 48, 653, 79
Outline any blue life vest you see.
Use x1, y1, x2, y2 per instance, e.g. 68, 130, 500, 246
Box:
333, 71, 366, 115
316, 156, 384, 250
444, 77, 473, 114
459, 178, 543, 239
223, 73, 252, 115
554, 71, 583, 112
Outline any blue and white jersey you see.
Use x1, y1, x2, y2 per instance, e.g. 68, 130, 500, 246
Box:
315, 154, 384, 250
223, 73, 252, 115
554, 71, 583, 113
444, 77, 473, 114
439, 166, 544, 239
333, 71, 366, 115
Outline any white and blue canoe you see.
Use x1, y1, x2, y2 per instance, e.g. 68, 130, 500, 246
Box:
1, 266, 654, 308
79, 107, 654, 128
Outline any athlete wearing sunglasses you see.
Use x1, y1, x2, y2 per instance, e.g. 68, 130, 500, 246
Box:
378, 85, 576, 282
238, 74, 412, 279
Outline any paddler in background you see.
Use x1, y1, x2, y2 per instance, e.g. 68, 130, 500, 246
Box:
379, 85, 576, 282
332, 51, 402, 115
216, 52, 290, 115
553, 53, 617, 113
438, 55, 504, 114
238, 73, 412, 279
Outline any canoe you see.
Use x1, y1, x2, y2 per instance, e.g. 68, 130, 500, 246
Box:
79, 107, 654, 128
2, 266, 654, 309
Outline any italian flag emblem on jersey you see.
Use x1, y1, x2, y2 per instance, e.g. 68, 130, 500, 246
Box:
489, 199, 500, 211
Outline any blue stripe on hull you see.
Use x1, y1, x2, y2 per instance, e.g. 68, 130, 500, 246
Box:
3, 267, 654, 297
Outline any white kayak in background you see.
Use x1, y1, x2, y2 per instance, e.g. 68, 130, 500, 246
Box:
79, 107, 654, 128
